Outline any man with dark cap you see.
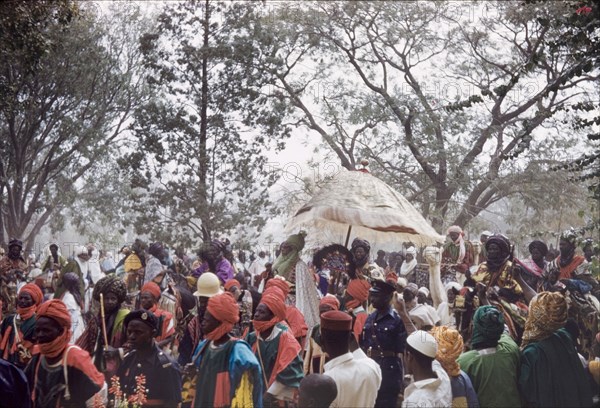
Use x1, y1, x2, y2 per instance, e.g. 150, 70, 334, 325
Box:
351, 238, 383, 280
322, 310, 381, 407
457, 305, 521, 407
40, 243, 67, 276
117, 310, 182, 407
298, 374, 338, 408
360, 279, 407, 407
0, 239, 28, 316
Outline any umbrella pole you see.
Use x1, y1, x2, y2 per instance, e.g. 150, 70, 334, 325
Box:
344, 225, 352, 247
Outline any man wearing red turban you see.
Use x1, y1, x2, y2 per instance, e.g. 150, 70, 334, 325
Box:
25, 299, 106, 408
140, 281, 175, 347
344, 278, 371, 341
192, 292, 263, 407
264, 285, 308, 347
304, 295, 341, 374
245, 289, 304, 405
0, 283, 43, 368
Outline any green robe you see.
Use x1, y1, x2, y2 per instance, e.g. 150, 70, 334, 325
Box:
519, 329, 593, 407
245, 324, 304, 393
458, 334, 522, 407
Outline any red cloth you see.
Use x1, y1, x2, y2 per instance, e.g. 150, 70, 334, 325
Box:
286, 305, 308, 339
141, 282, 161, 299
35, 299, 71, 358
386, 272, 398, 284
224, 279, 241, 291
205, 292, 239, 341
557, 255, 586, 280
268, 329, 301, 387
352, 312, 368, 342
148, 305, 175, 342
320, 295, 340, 311
260, 291, 287, 321
346, 279, 370, 308
265, 278, 290, 297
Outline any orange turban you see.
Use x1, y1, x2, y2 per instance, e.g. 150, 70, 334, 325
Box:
386, 272, 398, 284
430, 326, 463, 377
17, 283, 44, 320
320, 295, 340, 311
141, 282, 161, 299
346, 279, 370, 309
224, 279, 241, 291
36, 299, 71, 358
254, 291, 287, 333
205, 292, 240, 341
21, 283, 43, 305
265, 278, 290, 297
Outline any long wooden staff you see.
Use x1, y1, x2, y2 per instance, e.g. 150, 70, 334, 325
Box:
99, 293, 109, 350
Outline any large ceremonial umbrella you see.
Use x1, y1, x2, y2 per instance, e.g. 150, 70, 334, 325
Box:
285, 168, 445, 248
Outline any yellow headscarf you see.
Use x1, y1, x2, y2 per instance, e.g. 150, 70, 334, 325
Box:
522, 291, 567, 348
430, 326, 463, 377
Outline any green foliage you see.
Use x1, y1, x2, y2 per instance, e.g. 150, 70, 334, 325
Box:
0, 2, 146, 249
123, 0, 292, 248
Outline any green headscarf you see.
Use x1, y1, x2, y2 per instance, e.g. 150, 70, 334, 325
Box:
273, 231, 306, 279
471, 305, 505, 349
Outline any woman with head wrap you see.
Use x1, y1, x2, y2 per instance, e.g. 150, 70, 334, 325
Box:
0, 283, 43, 368
457, 305, 521, 408
304, 295, 341, 374
274, 231, 320, 341
344, 278, 371, 341
430, 326, 479, 408
193, 239, 235, 284
519, 292, 593, 407
59, 272, 85, 343
25, 299, 106, 408
441, 226, 475, 285
245, 289, 304, 404
192, 292, 263, 407
76, 275, 129, 380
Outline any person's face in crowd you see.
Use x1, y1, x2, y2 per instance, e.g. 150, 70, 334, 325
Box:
417, 292, 427, 304
78, 252, 91, 262
447, 288, 457, 304
254, 303, 274, 321
201, 310, 220, 336
50, 245, 58, 257
353, 247, 367, 262
8, 244, 21, 259
103, 292, 120, 314
35, 316, 63, 344
449, 232, 460, 242
319, 304, 335, 315
403, 287, 415, 303
583, 245, 593, 262
127, 320, 155, 349
530, 247, 544, 263
480, 234, 489, 245
280, 243, 293, 256
559, 239, 573, 256
487, 243, 501, 260
228, 285, 241, 300
406, 254, 414, 262
140, 291, 156, 310
17, 291, 34, 308
369, 291, 391, 310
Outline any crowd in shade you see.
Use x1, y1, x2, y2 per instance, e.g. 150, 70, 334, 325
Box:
0, 226, 598, 407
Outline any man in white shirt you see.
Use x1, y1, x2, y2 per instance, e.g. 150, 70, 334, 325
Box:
402, 330, 452, 408
248, 251, 268, 278
321, 310, 382, 408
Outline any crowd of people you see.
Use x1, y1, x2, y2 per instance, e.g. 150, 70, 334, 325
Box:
0, 226, 598, 407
